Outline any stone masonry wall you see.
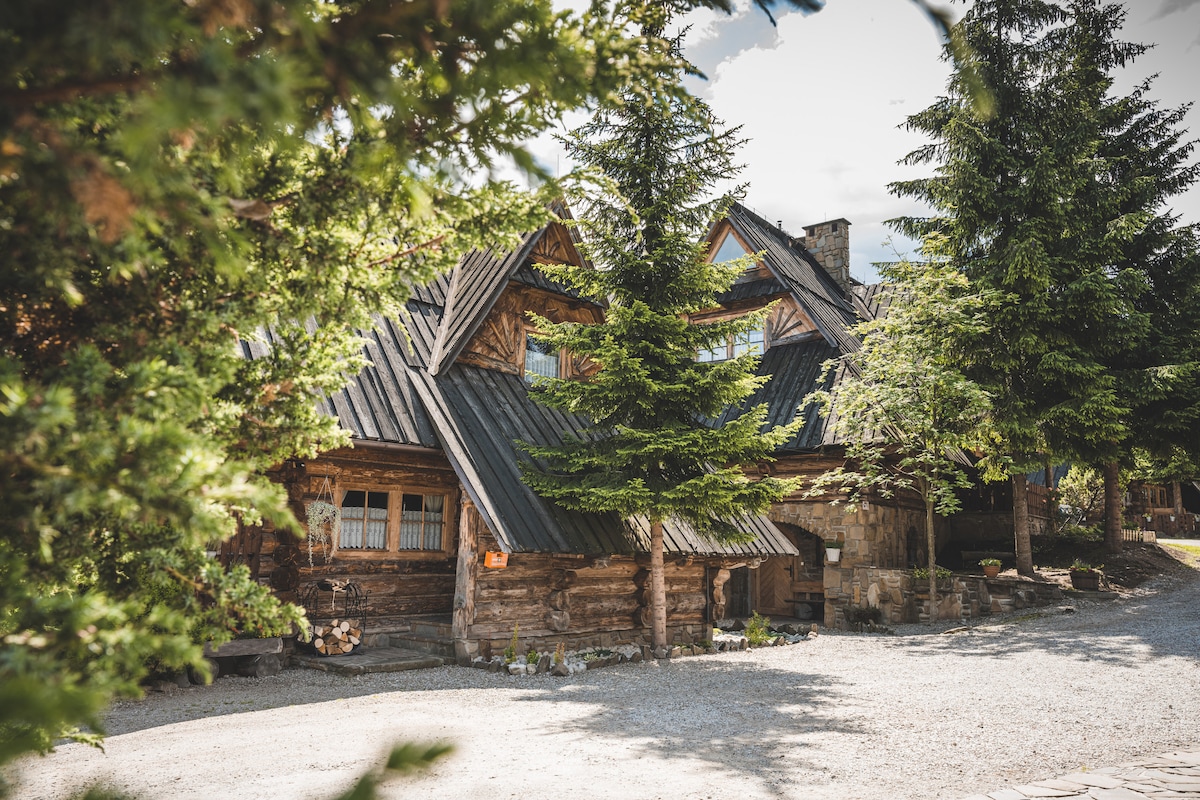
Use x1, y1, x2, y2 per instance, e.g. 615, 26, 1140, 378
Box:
771, 500, 931, 571
824, 566, 1064, 628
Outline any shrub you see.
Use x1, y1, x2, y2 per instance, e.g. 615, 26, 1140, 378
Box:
745, 611, 773, 647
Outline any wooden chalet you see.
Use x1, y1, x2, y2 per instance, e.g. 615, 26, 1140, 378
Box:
228, 200, 1028, 649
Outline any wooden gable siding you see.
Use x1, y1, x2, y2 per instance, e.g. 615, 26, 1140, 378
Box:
456, 281, 603, 375
691, 294, 820, 346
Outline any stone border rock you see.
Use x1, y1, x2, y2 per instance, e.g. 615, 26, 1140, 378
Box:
471, 623, 819, 676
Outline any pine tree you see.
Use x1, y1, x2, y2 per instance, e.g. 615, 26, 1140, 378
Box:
520, 41, 798, 652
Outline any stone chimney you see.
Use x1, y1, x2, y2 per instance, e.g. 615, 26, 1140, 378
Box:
802, 218, 851, 294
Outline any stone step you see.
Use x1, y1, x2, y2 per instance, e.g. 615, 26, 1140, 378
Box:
291, 645, 446, 676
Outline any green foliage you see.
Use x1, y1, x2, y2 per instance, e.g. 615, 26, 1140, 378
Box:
911, 566, 952, 581
526, 648, 540, 666
332, 742, 454, 800
503, 624, 520, 665
553, 641, 566, 666
519, 32, 799, 538
744, 612, 773, 647
0, 0, 693, 767
1058, 466, 1107, 520
806, 259, 998, 515
979, 558, 1002, 567
1070, 559, 1102, 574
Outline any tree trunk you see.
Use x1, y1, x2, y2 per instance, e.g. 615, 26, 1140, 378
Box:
1013, 474, 1034, 576
649, 518, 667, 651
925, 487, 937, 624
1103, 461, 1123, 554
1045, 459, 1057, 536
452, 497, 479, 665
1173, 479, 1184, 536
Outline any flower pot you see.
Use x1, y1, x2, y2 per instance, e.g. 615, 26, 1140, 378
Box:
982, 564, 1000, 579
1070, 570, 1100, 591
825, 547, 841, 563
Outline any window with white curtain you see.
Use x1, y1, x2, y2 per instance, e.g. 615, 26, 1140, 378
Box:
340, 490, 389, 550
336, 489, 447, 553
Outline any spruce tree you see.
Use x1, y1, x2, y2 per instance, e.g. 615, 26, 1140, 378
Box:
886, 0, 1200, 569
891, 0, 1079, 576
1054, 0, 1200, 551
520, 42, 798, 651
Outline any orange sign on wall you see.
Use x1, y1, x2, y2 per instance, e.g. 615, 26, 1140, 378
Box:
483, 551, 509, 569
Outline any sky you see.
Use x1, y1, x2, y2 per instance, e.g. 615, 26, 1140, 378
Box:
534, 0, 1200, 284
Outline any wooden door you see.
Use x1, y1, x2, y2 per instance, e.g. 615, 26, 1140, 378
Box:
755, 557, 795, 618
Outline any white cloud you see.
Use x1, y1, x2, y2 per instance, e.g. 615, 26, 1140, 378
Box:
534, 0, 1200, 283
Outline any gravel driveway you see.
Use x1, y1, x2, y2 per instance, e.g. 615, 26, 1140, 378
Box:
11, 573, 1200, 800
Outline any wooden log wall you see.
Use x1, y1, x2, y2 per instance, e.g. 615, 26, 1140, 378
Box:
257, 445, 460, 621
462, 527, 710, 656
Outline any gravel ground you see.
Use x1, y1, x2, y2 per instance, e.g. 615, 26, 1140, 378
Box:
10, 572, 1200, 800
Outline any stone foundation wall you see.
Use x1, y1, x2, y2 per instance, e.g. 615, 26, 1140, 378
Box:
824, 566, 1064, 628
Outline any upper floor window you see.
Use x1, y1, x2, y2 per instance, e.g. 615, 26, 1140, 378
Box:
697, 322, 766, 363
525, 333, 560, 381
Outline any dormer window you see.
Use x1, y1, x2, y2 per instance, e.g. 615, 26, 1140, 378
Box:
525, 333, 560, 381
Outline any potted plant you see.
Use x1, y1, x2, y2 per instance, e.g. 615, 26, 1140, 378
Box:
824, 540, 843, 563
979, 558, 1002, 579
1069, 559, 1102, 591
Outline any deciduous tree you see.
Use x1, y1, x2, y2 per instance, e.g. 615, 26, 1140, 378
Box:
805, 258, 998, 616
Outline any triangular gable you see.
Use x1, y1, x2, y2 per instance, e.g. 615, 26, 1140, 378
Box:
721, 203, 861, 355
427, 208, 588, 376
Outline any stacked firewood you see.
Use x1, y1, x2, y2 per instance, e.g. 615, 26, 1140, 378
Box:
309, 619, 362, 656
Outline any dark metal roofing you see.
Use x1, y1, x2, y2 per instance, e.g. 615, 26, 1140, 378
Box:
318, 312, 441, 448
409, 363, 797, 557
851, 282, 890, 321
718, 274, 789, 304
720, 338, 845, 452
725, 203, 861, 354
427, 238, 539, 376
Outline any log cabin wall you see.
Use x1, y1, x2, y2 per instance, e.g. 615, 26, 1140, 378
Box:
261, 445, 461, 624
453, 518, 712, 663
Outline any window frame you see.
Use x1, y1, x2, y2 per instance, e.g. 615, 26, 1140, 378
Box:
523, 328, 563, 382
696, 318, 768, 363
329, 484, 453, 559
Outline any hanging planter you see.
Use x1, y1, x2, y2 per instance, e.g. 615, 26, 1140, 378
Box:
306, 476, 340, 568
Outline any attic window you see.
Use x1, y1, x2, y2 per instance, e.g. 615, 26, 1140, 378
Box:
831, 222, 839, 233
525, 333, 560, 381
711, 233, 750, 265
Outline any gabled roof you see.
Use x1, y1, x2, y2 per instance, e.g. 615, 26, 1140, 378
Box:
719, 203, 861, 354
312, 208, 796, 558
427, 207, 588, 376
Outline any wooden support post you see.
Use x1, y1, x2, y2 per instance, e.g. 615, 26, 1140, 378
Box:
452, 497, 479, 665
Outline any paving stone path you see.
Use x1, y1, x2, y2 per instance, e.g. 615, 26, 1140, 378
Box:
961, 750, 1200, 800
